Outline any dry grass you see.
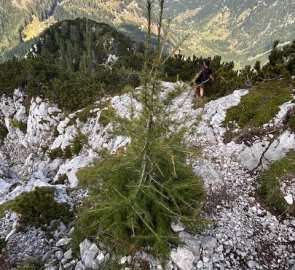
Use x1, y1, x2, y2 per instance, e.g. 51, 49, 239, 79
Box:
22, 16, 56, 41
11, 0, 34, 9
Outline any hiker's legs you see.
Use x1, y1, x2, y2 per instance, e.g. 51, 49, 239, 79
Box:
193, 83, 198, 97
200, 84, 204, 98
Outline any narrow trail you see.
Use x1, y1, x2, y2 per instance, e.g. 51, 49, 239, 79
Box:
169, 86, 295, 270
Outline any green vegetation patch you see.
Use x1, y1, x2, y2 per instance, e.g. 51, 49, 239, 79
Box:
71, 132, 88, 155
0, 238, 5, 254
74, 120, 206, 260
286, 107, 295, 132
49, 131, 88, 160
258, 151, 295, 216
10, 187, 72, 226
16, 259, 44, 270
48, 147, 64, 160
10, 119, 27, 133
76, 104, 99, 123
99, 107, 116, 126
0, 124, 8, 141
225, 81, 293, 128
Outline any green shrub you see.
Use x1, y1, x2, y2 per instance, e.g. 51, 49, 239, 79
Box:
48, 147, 64, 160
74, 79, 206, 260
76, 104, 99, 123
287, 109, 295, 132
225, 81, 292, 128
0, 238, 5, 254
17, 259, 44, 270
257, 151, 295, 216
0, 124, 8, 141
71, 132, 88, 155
10, 119, 27, 133
75, 134, 205, 258
63, 145, 74, 159
53, 126, 59, 138
0, 201, 14, 219
48, 132, 88, 160
55, 174, 68, 185
11, 187, 72, 226
99, 107, 116, 126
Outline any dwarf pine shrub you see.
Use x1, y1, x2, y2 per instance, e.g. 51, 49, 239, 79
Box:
11, 187, 72, 226
71, 131, 88, 155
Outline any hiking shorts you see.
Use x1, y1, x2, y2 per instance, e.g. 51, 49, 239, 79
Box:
195, 78, 204, 85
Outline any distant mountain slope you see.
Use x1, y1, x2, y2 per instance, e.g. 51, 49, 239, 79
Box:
165, 0, 295, 66
1, 0, 294, 66
31, 18, 136, 72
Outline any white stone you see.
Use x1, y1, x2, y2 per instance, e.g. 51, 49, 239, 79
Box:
284, 194, 293, 205
56, 238, 71, 247
53, 151, 97, 187
5, 228, 17, 241
64, 249, 73, 260
0, 178, 12, 194
55, 251, 64, 261
120, 256, 128, 264
171, 221, 185, 233
170, 247, 194, 270
247, 260, 259, 268
81, 242, 100, 269
196, 260, 203, 269
75, 261, 86, 270
96, 252, 105, 264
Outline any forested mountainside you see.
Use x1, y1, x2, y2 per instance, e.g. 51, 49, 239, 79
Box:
164, 0, 295, 66
2, 17, 294, 113
1, 0, 294, 66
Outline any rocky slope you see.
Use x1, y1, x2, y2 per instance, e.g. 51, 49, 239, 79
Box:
0, 82, 294, 269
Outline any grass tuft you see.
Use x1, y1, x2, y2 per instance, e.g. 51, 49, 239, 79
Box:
257, 151, 295, 216
16, 258, 44, 270
10, 119, 27, 133
225, 81, 292, 128
0, 124, 8, 141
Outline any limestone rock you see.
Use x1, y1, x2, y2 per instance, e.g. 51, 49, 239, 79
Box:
56, 238, 71, 247
284, 194, 293, 205
170, 247, 194, 270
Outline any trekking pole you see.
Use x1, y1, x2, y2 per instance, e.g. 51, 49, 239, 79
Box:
178, 79, 209, 108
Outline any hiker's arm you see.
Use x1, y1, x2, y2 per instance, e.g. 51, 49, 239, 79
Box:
193, 72, 201, 82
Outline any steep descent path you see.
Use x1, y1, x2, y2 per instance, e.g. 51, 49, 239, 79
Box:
168, 87, 295, 270
0, 83, 294, 269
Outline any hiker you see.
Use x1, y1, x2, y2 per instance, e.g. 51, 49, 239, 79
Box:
193, 58, 214, 99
